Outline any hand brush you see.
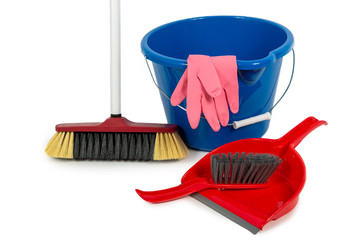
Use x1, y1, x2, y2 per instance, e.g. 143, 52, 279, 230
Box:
45, 0, 188, 161
136, 152, 282, 203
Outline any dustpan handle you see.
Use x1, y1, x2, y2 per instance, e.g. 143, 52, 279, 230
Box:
135, 177, 268, 203
136, 178, 210, 203
278, 117, 327, 149
110, 0, 121, 116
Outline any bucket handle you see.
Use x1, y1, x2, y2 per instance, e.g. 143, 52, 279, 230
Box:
144, 49, 295, 129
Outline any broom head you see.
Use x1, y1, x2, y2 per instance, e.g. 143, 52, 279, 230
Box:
45, 117, 188, 161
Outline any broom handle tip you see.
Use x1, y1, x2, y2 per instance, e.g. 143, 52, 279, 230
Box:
110, 0, 121, 115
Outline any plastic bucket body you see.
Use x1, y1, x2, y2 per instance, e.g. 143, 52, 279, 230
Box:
141, 16, 294, 151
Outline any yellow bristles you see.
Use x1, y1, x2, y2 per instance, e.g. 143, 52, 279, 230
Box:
45, 131, 74, 159
153, 132, 189, 161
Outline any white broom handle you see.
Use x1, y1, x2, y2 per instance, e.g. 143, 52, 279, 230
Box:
110, 0, 121, 116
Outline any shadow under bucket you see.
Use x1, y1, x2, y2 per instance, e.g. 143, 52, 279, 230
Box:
141, 16, 294, 151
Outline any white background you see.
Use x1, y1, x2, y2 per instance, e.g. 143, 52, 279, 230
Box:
0, 0, 358, 239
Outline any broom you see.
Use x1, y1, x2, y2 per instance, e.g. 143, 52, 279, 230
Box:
45, 0, 188, 161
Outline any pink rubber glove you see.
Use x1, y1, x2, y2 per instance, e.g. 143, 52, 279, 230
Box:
171, 55, 238, 132
171, 55, 222, 131
211, 55, 239, 114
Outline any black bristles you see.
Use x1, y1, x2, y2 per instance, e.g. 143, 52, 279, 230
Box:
252, 154, 270, 184
128, 134, 136, 160
148, 134, 156, 160
100, 133, 107, 159
120, 133, 128, 159
86, 133, 94, 159
134, 133, 142, 160
93, 133, 101, 159
141, 134, 149, 161
217, 154, 225, 184
242, 153, 254, 184
224, 153, 231, 184
79, 133, 87, 160
230, 152, 240, 184
73, 132, 157, 161
236, 152, 247, 184
73, 132, 80, 159
107, 133, 115, 160
211, 154, 220, 184
259, 156, 282, 184
114, 133, 121, 159
210, 152, 282, 185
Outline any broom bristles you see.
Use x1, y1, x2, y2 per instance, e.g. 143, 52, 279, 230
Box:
45, 131, 188, 161
153, 132, 188, 161
45, 132, 74, 159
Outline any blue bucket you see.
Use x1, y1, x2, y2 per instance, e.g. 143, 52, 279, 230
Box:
141, 16, 294, 151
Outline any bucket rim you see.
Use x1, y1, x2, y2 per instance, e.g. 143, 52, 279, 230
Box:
141, 15, 294, 70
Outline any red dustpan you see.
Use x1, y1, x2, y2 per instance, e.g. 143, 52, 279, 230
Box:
182, 117, 327, 233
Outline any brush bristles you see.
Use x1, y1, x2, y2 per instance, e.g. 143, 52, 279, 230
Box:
45, 131, 188, 161
211, 152, 282, 184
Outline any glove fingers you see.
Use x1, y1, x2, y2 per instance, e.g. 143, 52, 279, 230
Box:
170, 69, 188, 106
212, 55, 239, 114
201, 92, 221, 132
188, 55, 222, 98
214, 90, 230, 127
187, 102, 202, 129
186, 68, 202, 129
224, 86, 239, 114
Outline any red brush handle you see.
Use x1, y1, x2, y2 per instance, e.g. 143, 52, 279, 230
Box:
135, 178, 269, 203
136, 178, 209, 203
278, 116, 328, 149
